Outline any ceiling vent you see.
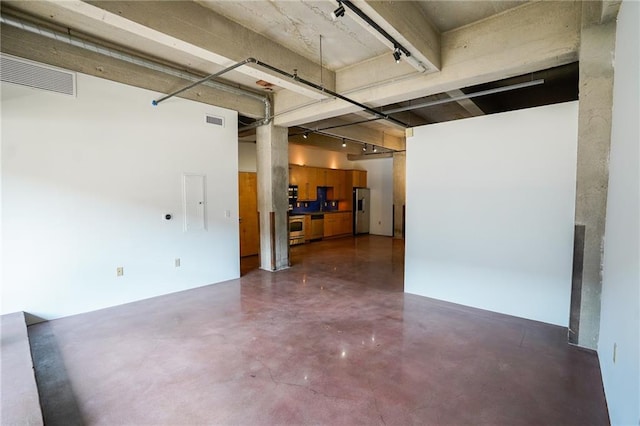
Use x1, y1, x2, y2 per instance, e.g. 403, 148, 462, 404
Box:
205, 114, 224, 127
0, 54, 76, 96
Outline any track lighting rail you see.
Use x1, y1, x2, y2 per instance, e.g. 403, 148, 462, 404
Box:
340, 1, 411, 58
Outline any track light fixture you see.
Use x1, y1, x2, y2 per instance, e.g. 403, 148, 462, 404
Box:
363, 143, 367, 152
373, 145, 377, 153
331, 2, 345, 20
392, 46, 401, 64
342, 138, 347, 148
303, 132, 309, 139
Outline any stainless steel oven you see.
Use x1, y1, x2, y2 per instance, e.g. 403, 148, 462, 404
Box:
289, 215, 305, 245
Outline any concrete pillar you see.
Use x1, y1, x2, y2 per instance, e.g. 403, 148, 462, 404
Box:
570, 4, 617, 349
393, 151, 406, 239
256, 123, 289, 271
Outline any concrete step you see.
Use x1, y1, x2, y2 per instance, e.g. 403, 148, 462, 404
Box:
1, 312, 43, 425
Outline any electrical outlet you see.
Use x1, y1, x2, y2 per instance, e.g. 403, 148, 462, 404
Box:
116, 267, 124, 277
613, 343, 617, 363
175, 258, 181, 267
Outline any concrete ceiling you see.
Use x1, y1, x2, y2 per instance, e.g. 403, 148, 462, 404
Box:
196, 0, 390, 71
0, 0, 589, 153
417, 1, 528, 32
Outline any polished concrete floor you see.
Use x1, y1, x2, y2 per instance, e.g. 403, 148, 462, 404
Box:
29, 236, 608, 425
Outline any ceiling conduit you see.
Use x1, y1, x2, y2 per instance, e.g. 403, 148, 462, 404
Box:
154, 57, 410, 129
0, 14, 272, 125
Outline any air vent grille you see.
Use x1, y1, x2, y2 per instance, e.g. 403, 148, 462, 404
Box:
205, 114, 224, 127
0, 54, 76, 96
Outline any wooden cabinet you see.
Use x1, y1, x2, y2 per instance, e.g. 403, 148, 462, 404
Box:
289, 165, 301, 186
326, 169, 350, 201
338, 211, 353, 235
326, 169, 338, 190
336, 170, 348, 200
323, 214, 337, 238
305, 168, 317, 200
289, 165, 366, 203
323, 212, 353, 238
351, 170, 367, 188
304, 215, 312, 242
315, 168, 327, 187
290, 165, 317, 201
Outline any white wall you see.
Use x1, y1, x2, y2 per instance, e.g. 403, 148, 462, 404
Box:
238, 142, 257, 172
1, 70, 239, 321
598, 2, 640, 424
405, 102, 579, 326
288, 144, 359, 170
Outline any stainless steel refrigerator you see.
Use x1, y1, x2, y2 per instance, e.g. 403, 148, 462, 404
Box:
353, 188, 370, 235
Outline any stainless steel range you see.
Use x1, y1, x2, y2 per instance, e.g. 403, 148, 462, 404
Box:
289, 215, 305, 245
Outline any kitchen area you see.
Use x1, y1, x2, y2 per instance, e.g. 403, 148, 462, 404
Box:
288, 165, 370, 246
238, 140, 394, 269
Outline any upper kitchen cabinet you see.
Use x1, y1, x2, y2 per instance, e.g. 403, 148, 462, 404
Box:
289, 165, 301, 187
316, 168, 327, 188
290, 165, 366, 201
327, 169, 348, 201
351, 170, 367, 188
290, 165, 317, 201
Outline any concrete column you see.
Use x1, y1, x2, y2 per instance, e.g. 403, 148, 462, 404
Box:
393, 151, 406, 239
570, 4, 617, 349
256, 123, 289, 271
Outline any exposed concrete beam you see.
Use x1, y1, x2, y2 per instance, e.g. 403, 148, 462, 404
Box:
600, 0, 622, 23
4, 0, 334, 100
0, 23, 265, 117
445, 90, 485, 117
353, 0, 440, 72
274, 1, 580, 127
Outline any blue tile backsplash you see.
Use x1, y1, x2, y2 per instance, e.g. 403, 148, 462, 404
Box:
292, 187, 339, 214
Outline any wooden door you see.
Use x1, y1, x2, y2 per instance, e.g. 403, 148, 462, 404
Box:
238, 172, 259, 257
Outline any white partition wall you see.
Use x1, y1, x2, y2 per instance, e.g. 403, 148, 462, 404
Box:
1, 70, 239, 321
405, 102, 579, 326
598, 1, 640, 424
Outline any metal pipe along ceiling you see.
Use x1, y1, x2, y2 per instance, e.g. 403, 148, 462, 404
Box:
0, 14, 271, 123
1, 14, 415, 130
154, 58, 410, 129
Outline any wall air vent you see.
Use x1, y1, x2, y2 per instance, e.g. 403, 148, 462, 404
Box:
205, 114, 224, 127
0, 54, 76, 96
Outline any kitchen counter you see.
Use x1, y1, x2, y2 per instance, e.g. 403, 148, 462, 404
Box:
298, 210, 351, 215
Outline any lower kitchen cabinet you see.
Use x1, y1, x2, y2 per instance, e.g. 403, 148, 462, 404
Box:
323, 212, 352, 238
304, 215, 312, 242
